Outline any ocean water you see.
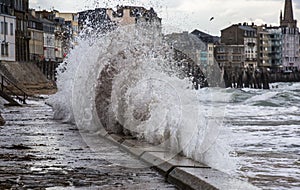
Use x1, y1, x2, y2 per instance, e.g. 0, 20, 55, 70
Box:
223, 83, 300, 189
48, 23, 300, 189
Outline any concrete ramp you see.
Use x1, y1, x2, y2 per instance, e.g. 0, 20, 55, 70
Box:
0, 61, 56, 95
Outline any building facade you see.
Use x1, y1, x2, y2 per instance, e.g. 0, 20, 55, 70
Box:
41, 18, 55, 61
0, 1, 16, 61
207, 43, 215, 66
54, 12, 79, 56
54, 16, 64, 62
106, 6, 161, 26
36, 11, 57, 62
78, 6, 161, 34
280, 0, 300, 71
215, 44, 245, 69
12, 0, 30, 62
256, 25, 271, 68
191, 29, 220, 68
54, 12, 78, 36
165, 31, 207, 67
28, 9, 44, 61
266, 27, 282, 71
78, 8, 114, 33
220, 23, 258, 68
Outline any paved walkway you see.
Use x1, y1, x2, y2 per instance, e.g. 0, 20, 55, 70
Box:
0, 99, 176, 189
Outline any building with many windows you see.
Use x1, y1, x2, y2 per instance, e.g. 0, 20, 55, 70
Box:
191, 29, 220, 68
0, 1, 16, 61
12, 0, 30, 62
54, 12, 78, 56
53, 16, 64, 62
35, 10, 57, 62
106, 6, 161, 26
41, 18, 55, 61
78, 8, 114, 33
266, 26, 282, 71
255, 25, 272, 68
28, 9, 44, 61
220, 23, 258, 68
54, 12, 78, 38
78, 6, 161, 34
215, 44, 245, 69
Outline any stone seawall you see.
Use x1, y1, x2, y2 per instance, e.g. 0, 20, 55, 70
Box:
103, 133, 260, 190
0, 61, 57, 95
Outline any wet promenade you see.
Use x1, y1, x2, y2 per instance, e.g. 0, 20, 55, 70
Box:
0, 99, 176, 189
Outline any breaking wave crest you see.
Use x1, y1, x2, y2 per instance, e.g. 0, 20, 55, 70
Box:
48, 24, 236, 173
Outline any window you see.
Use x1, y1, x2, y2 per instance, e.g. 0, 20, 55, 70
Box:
0, 22, 3, 34
16, 20, 20, 30
14, 0, 23, 11
1, 43, 8, 56
10, 23, 13, 35
4, 22, 8, 35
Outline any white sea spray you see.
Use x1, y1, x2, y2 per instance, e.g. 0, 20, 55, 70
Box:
48, 24, 236, 173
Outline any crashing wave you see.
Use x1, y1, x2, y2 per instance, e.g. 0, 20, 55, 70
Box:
48, 23, 235, 173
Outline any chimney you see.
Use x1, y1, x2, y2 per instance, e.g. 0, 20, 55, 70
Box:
106, 8, 114, 19
30, 9, 36, 17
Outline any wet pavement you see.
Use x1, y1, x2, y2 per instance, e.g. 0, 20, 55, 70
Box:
0, 99, 176, 189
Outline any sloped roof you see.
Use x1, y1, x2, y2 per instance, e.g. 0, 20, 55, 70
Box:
238, 25, 256, 31
191, 29, 220, 44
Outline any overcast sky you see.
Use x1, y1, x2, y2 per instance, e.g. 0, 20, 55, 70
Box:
29, 0, 300, 35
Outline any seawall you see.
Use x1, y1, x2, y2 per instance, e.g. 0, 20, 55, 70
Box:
101, 133, 260, 190
0, 61, 57, 95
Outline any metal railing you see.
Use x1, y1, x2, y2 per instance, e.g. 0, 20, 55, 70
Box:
0, 74, 28, 104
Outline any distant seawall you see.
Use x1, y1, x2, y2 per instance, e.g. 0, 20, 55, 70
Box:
222, 67, 300, 89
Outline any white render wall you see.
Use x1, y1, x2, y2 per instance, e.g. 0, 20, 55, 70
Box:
43, 32, 55, 61
282, 27, 300, 70
0, 14, 16, 62
55, 38, 63, 60
244, 37, 257, 60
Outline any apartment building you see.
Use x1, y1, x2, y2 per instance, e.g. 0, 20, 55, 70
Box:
0, 1, 16, 61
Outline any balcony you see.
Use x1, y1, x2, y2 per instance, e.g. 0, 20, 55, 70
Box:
245, 58, 257, 61
247, 42, 256, 47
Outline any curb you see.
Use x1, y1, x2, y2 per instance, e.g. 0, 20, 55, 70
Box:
102, 133, 260, 190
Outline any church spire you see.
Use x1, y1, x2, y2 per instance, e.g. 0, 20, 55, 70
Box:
284, 0, 294, 21
280, 0, 297, 28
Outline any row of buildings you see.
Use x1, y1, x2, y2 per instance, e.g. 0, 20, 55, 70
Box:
1, 0, 298, 75
198, 0, 299, 72
0, 0, 79, 63
0, 0, 161, 65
